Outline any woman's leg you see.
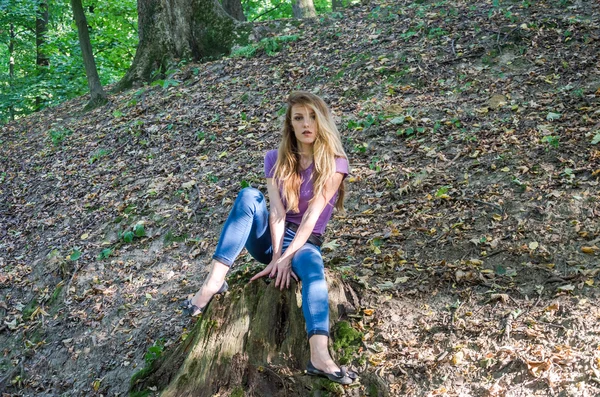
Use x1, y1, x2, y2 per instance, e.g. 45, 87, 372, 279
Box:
291, 244, 340, 373
190, 187, 272, 308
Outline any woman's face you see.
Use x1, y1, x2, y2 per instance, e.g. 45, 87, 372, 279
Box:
290, 104, 317, 147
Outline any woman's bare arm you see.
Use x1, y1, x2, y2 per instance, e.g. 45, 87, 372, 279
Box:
271, 172, 344, 288
266, 178, 286, 260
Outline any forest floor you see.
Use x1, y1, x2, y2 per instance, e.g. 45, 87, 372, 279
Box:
1, 0, 600, 396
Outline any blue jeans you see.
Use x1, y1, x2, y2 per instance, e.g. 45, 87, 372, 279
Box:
212, 187, 330, 339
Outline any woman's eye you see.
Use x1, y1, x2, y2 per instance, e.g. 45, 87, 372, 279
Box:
294, 117, 302, 121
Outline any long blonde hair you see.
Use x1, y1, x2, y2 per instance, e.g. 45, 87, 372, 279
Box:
272, 91, 347, 213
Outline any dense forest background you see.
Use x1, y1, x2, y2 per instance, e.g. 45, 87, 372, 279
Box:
0, 0, 351, 124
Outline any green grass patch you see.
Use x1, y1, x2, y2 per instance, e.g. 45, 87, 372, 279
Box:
48, 129, 72, 146
164, 230, 188, 246
231, 35, 300, 58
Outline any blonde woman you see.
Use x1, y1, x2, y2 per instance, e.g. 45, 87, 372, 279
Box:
182, 91, 357, 385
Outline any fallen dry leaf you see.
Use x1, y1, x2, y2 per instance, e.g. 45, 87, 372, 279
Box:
581, 246, 599, 254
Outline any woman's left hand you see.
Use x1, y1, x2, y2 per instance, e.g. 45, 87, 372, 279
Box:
272, 257, 298, 290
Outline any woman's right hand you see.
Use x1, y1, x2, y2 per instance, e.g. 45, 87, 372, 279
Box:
249, 260, 276, 282
249, 258, 298, 289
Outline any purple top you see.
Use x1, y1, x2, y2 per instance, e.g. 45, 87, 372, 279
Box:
264, 149, 349, 235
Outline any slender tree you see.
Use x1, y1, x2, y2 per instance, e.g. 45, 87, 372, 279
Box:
35, 0, 49, 110
115, 0, 241, 91
292, 0, 316, 19
70, 0, 107, 108
8, 23, 15, 121
222, 0, 246, 21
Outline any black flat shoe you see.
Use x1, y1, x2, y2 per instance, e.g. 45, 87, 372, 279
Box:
306, 361, 358, 385
181, 281, 228, 317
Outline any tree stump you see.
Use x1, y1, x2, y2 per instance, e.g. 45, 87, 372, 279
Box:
131, 271, 360, 396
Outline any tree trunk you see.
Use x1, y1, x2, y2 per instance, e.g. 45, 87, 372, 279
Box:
115, 0, 243, 91
332, 0, 343, 11
36, 0, 49, 110
8, 23, 15, 121
222, 0, 246, 21
292, 0, 317, 19
70, 0, 107, 108
130, 272, 364, 396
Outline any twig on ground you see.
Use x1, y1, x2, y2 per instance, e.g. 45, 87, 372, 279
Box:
261, 366, 288, 397
427, 231, 449, 245
338, 234, 361, 240
459, 197, 504, 213
484, 249, 506, 258
537, 321, 566, 330
502, 312, 513, 343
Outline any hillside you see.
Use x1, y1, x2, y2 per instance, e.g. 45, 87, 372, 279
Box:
1, 0, 600, 395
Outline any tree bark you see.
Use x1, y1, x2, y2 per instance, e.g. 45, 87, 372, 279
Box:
115, 0, 244, 91
292, 0, 317, 19
36, 1, 49, 67
130, 273, 363, 396
222, 0, 246, 21
70, 0, 107, 108
8, 23, 15, 121
36, 0, 49, 110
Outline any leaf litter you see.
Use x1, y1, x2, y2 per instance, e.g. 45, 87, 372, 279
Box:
1, 0, 600, 395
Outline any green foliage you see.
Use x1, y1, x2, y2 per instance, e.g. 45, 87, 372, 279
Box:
134, 223, 146, 237
346, 113, 384, 131
541, 135, 560, 149
48, 282, 64, 306
121, 223, 145, 244
97, 248, 113, 260
333, 321, 363, 365
592, 132, 600, 145
89, 149, 110, 164
369, 156, 381, 172
243, 0, 359, 21
230, 387, 245, 397
150, 68, 181, 89
21, 299, 38, 321
0, 0, 137, 124
122, 231, 134, 243
231, 35, 300, 59
48, 129, 72, 146
144, 338, 165, 366
164, 230, 188, 246
230, 45, 257, 58
69, 248, 82, 261
130, 339, 165, 390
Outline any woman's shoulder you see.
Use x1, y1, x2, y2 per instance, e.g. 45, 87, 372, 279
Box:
264, 150, 279, 177
335, 155, 349, 174
265, 149, 278, 163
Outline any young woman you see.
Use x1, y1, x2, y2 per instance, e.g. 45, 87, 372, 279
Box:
182, 91, 357, 385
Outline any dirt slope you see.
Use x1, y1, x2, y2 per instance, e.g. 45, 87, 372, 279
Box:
1, 0, 600, 395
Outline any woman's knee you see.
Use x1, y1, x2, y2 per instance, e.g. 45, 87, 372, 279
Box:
233, 187, 265, 214
292, 246, 324, 280
236, 187, 264, 203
